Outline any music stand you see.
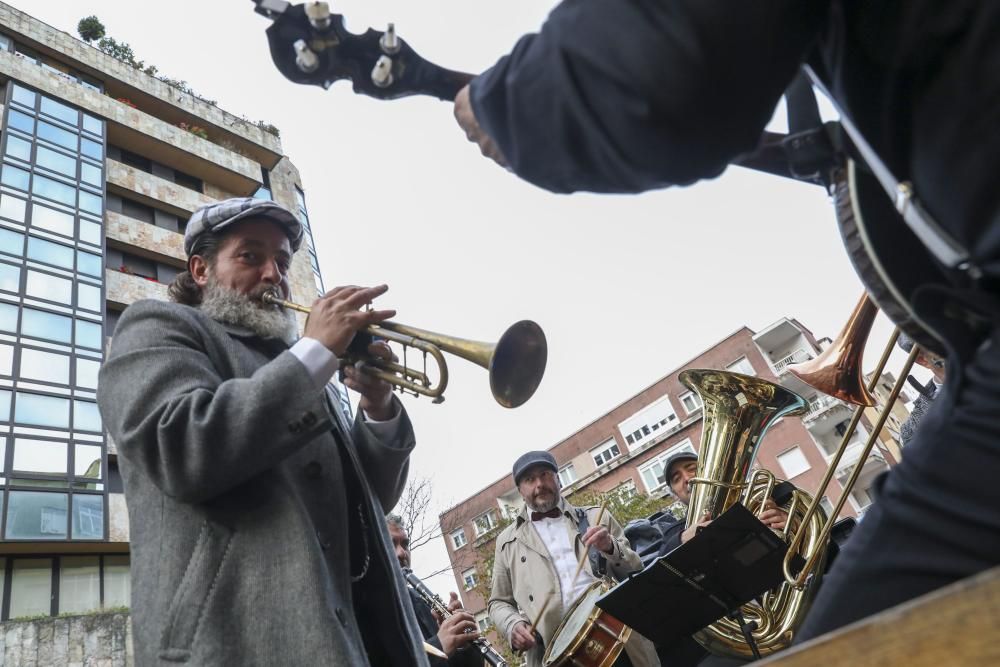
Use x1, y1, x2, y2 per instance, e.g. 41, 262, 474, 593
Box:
595, 504, 789, 655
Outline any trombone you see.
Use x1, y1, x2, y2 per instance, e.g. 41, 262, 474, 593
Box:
262, 291, 548, 408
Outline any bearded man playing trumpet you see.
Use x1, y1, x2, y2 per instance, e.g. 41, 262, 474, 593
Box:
97, 197, 429, 666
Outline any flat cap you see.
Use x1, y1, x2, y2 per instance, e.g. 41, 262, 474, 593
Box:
184, 197, 304, 256
661, 451, 699, 486
512, 450, 558, 485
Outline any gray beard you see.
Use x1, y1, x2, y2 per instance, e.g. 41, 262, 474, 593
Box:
199, 282, 298, 344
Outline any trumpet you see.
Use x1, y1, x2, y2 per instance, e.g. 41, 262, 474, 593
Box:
403, 567, 508, 667
261, 291, 547, 408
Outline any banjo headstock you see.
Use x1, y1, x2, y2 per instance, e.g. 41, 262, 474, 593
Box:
252, 0, 473, 101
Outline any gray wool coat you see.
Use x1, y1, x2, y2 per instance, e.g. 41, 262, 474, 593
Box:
97, 299, 429, 667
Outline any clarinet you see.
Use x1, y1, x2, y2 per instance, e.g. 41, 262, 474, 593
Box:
403, 568, 508, 667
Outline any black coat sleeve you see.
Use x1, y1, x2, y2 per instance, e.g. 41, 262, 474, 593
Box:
470, 0, 829, 193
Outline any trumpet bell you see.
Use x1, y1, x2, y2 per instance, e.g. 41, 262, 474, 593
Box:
490, 320, 548, 408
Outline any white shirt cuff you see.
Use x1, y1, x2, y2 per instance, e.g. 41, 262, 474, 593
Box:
290, 337, 340, 388
362, 397, 402, 434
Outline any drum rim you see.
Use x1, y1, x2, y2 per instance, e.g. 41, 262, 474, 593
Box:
541, 579, 632, 666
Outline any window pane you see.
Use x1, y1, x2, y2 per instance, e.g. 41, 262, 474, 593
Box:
15, 393, 70, 428
40, 97, 78, 126
31, 173, 76, 206
31, 203, 74, 236
35, 145, 77, 179
36, 120, 77, 151
12, 84, 37, 109
26, 270, 73, 303
1, 163, 30, 190
75, 357, 100, 389
72, 494, 104, 539
104, 556, 130, 608
0, 343, 13, 375
78, 250, 101, 277
0, 192, 27, 222
12, 438, 67, 473
9, 559, 53, 617
76, 319, 102, 348
0, 227, 25, 258
74, 444, 102, 477
79, 190, 102, 215
0, 388, 10, 420
7, 492, 68, 539
80, 138, 102, 161
27, 236, 74, 269
77, 282, 100, 311
21, 308, 72, 343
5, 134, 31, 161
82, 114, 102, 136
79, 219, 100, 246
74, 400, 101, 432
7, 109, 35, 134
0, 261, 20, 291
20, 347, 70, 384
59, 556, 100, 613
0, 302, 18, 333
80, 162, 101, 187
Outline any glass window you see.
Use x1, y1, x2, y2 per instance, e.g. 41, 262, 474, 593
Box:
0, 343, 13, 375
75, 357, 100, 389
726, 357, 756, 377
12, 438, 67, 473
0, 228, 25, 258
777, 446, 810, 479
104, 555, 130, 608
72, 494, 104, 539
558, 464, 577, 487
77, 282, 101, 311
40, 97, 78, 126
0, 192, 27, 222
79, 219, 100, 246
74, 400, 101, 432
8, 559, 53, 617
5, 134, 31, 162
0, 261, 20, 291
77, 250, 102, 277
80, 162, 101, 187
15, 393, 70, 428
0, 435, 5, 468
0, 388, 10, 420
80, 138, 102, 161
35, 145, 77, 179
82, 114, 103, 136
7, 109, 35, 134
31, 203, 74, 237
21, 307, 72, 343
0, 302, 18, 333
1, 163, 30, 190
450, 528, 467, 549
78, 190, 102, 216
27, 236, 74, 269
31, 173, 76, 206
76, 319, 102, 349
59, 556, 100, 613
74, 444, 102, 477
20, 347, 70, 384
12, 84, 37, 109
36, 120, 77, 151
7, 492, 68, 540
26, 270, 73, 303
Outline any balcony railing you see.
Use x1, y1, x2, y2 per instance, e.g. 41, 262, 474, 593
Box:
803, 395, 847, 422
773, 348, 814, 373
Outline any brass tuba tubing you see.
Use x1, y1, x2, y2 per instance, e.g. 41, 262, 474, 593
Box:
261, 291, 547, 408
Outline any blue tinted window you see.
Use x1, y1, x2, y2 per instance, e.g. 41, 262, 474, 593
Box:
79, 220, 101, 246
15, 392, 70, 428
74, 400, 101, 432
27, 236, 74, 269
75, 319, 101, 349
0, 262, 19, 292
11, 84, 37, 109
82, 114, 102, 136
80, 162, 101, 187
5, 135, 31, 162
0, 388, 10, 421
72, 494, 104, 539
0, 228, 25, 257
7, 491, 68, 539
77, 250, 101, 277
36, 120, 77, 151
7, 109, 34, 134
31, 173, 76, 206
35, 146, 76, 179
80, 138, 102, 161
31, 204, 74, 237
1, 164, 30, 190
77, 282, 100, 311
0, 302, 18, 333
40, 97, 78, 126
78, 190, 102, 216
21, 308, 72, 343
0, 193, 27, 222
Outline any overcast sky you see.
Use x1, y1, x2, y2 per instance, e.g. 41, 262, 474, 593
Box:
30, 0, 919, 592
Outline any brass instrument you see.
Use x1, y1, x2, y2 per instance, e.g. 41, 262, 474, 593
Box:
782, 293, 921, 588
261, 291, 547, 408
403, 567, 508, 667
679, 369, 829, 659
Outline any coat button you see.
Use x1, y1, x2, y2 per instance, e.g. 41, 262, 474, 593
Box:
336, 608, 348, 627
521, 556, 526, 563
302, 411, 317, 427
305, 461, 322, 478
529, 594, 534, 602
288, 421, 301, 434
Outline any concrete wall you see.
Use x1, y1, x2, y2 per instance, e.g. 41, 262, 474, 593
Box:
0, 612, 132, 667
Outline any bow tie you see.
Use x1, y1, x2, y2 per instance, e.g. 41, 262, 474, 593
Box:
531, 508, 563, 522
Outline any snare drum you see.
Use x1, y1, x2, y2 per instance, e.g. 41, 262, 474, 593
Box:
542, 579, 632, 667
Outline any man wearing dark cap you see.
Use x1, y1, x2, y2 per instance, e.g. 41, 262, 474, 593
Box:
97, 197, 428, 666
487, 451, 660, 667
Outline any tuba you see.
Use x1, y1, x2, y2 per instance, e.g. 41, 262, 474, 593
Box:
678, 369, 830, 659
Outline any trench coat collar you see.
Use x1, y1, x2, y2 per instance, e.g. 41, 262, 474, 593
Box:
514, 497, 588, 565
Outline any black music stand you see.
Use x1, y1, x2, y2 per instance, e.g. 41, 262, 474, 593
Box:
595, 504, 789, 656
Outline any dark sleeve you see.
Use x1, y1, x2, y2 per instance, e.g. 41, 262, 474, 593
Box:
470, 0, 830, 193
451, 645, 486, 667
658, 520, 684, 556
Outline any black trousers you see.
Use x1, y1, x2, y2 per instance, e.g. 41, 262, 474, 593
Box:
796, 322, 1000, 640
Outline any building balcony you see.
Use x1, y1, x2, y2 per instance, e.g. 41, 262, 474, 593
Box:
105, 267, 168, 306
107, 159, 214, 217
772, 348, 814, 374
802, 395, 849, 423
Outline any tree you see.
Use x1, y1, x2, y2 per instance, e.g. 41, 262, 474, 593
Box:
77, 16, 105, 43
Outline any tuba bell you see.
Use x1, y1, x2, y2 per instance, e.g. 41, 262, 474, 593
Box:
678, 369, 830, 659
